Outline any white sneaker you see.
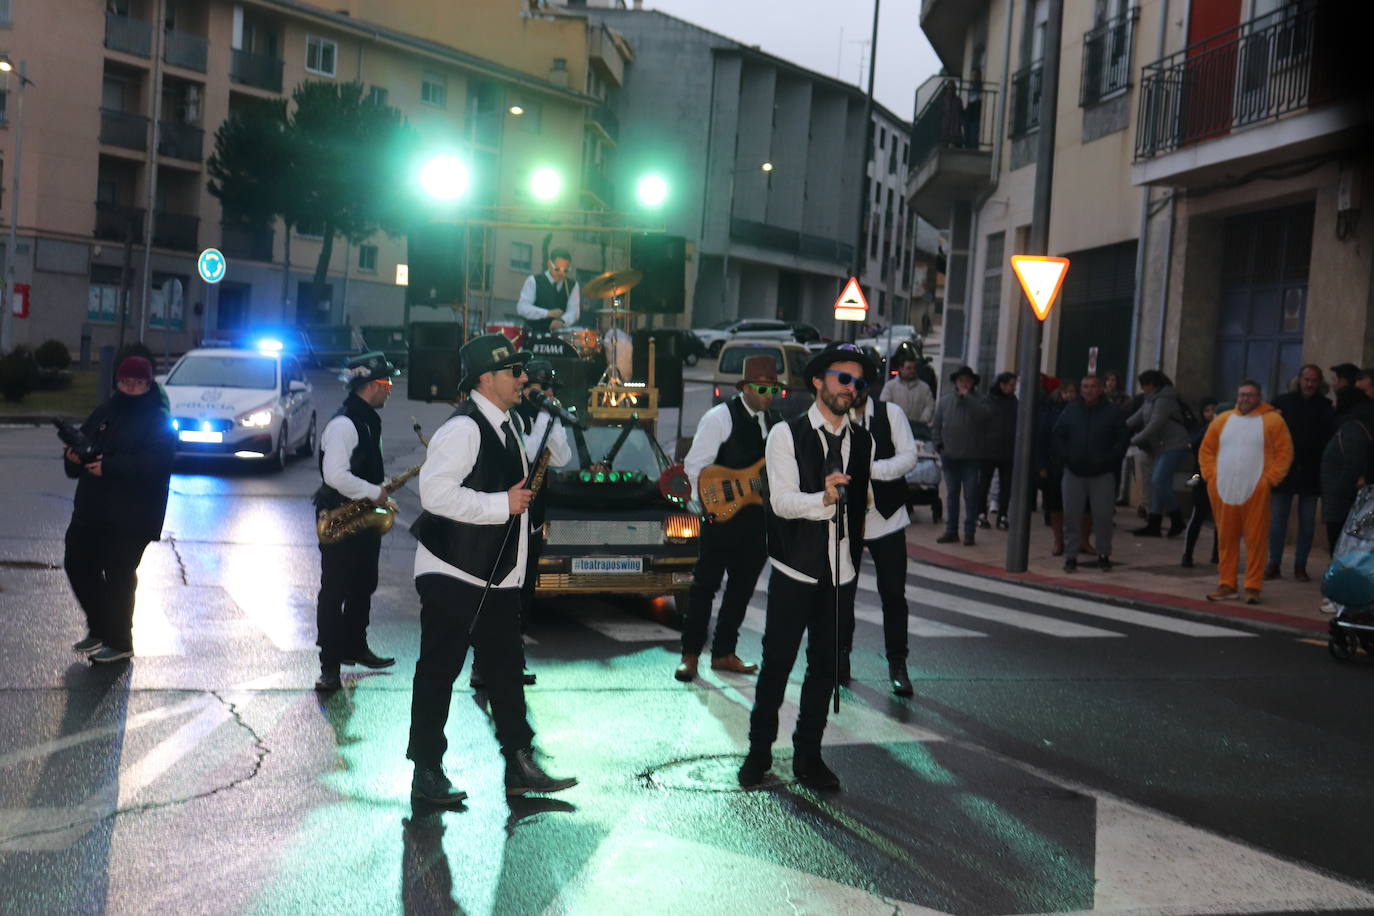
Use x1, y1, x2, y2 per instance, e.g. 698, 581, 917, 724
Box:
1320, 599, 1339, 615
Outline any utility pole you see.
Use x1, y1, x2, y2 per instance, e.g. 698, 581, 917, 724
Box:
848, 0, 881, 342
1006, 0, 1064, 573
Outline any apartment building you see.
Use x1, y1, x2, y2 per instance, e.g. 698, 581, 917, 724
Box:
913, 0, 1374, 400
0, 0, 629, 353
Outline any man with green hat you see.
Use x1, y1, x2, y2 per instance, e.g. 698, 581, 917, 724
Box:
406, 334, 577, 805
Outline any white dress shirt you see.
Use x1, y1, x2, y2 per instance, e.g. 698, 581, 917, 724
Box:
766, 403, 866, 586
320, 414, 386, 502
515, 271, 580, 326
414, 391, 529, 589
854, 398, 918, 540
523, 411, 573, 469
682, 395, 769, 500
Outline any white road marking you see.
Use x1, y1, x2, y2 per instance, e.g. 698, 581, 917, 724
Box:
911, 587, 1124, 637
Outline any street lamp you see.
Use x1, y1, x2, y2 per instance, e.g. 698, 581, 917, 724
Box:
0, 57, 31, 354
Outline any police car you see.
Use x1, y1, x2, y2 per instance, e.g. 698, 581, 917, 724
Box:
160, 341, 316, 470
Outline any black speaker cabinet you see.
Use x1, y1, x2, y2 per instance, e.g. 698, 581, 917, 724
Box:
406, 222, 466, 307
630, 233, 686, 314
407, 321, 463, 402
631, 334, 684, 409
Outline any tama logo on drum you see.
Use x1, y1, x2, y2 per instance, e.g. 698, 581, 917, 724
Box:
532, 342, 568, 355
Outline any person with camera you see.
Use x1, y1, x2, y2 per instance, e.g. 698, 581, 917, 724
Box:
62, 356, 176, 663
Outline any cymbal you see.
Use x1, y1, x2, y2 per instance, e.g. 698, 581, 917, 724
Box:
582, 268, 643, 299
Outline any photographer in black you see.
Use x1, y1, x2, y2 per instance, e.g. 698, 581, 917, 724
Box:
63, 356, 176, 663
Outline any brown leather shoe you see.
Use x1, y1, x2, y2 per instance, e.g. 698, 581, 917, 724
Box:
674, 655, 698, 682
710, 653, 759, 674
1206, 585, 1238, 602
1244, 588, 1261, 605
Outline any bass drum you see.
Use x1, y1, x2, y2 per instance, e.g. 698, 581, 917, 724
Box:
559, 327, 601, 360
524, 335, 582, 359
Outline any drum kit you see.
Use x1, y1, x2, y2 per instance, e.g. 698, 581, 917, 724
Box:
534, 267, 644, 361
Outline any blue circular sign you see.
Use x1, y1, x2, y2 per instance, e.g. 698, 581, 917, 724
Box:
197, 247, 227, 284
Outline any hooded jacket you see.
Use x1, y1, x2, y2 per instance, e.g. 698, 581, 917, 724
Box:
1051, 397, 1131, 478
65, 386, 177, 541
1127, 384, 1191, 453
1198, 401, 1293, 506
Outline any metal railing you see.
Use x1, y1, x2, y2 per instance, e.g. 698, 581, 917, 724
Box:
153, 211, 199, 251
158, 121, 204, 162
164, 29, 208, 72
1010, 62, 1044, 137
100, 108, 149, 151
1081, 8, 1139, 106
230, 48, 284, 93
94, 202, 145, 242
582, 169, 615, 207
908, 79, 998, 171
588, 103, 619, 143
220, 223, 275, 261
731, 217, 854, 266
105, 12, 152, 57
1136, 1, 1329, 160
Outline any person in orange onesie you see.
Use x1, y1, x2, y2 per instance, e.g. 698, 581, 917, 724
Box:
1198, 379, 1294, 604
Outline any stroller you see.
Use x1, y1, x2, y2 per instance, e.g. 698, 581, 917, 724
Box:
905, 421, 943, 524
1324, 486, 1374, 662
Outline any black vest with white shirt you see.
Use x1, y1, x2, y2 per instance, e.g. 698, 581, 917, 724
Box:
865, 401, 908, 520
525, 273, 571, 336
715, 396, 777, 468
312, 393, 384, 511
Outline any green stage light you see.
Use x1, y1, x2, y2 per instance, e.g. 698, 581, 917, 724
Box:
418, 155, 470, 202
594, 471, 606, 483
579, 470, 592, 482
609, 471, 620, 483
530, 167, 562, 202
636, 174, 668, 207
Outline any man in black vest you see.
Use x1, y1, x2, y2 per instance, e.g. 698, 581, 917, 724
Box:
312, 351, 400, 693
406, 334, 577, 806
739, 343, 875, 792
515, 248, 581, 336
850, 382, 919, 697
675, 354, 781, 681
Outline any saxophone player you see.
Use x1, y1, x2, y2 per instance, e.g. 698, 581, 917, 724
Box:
312, 351, 400, 692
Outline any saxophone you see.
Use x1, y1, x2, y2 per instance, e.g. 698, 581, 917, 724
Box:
316, 420, 428, 544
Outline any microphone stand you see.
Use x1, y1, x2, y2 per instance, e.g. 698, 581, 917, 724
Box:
832, 484, 845, 714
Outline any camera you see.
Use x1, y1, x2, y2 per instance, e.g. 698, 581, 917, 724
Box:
54, 419, 100, 465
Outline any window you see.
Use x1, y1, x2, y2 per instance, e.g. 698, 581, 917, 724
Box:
149, 272, 187, 329
510, 241, 532, 273
0, 0, 11, 27
305, 35, 337, 77
421, 70, 447, 108
358, 244, 378, 272
977, 232, 1005, 382
367, 85, 388, 107
88, 265, 123, 323
0, 90, 7, 125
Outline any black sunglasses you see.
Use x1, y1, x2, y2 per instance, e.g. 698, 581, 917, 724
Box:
826, 370, 869, 392
498, 363, 526, 378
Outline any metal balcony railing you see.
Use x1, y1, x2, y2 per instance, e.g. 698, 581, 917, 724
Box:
95, 202, 145, 242
220, 223, 275, 262
908, 79, 998, 170
164, 29, 208, 72
100, 108, 150, 151
588, 103, 619, 143
105, 12, 152, 58
1081, 7, 1139, 106
230, 48, 284, 93
1136, 1, 1332, 160
582, 169, 615, 207
1010, 62, 1044, 137
153, 211, 199, 251
158, 121, 204, 162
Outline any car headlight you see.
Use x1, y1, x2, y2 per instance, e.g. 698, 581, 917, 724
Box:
236, 404, 276, 428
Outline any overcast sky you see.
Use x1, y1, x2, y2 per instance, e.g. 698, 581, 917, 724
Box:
644, 0, 942, 121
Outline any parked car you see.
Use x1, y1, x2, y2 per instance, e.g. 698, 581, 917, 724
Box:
693, 319, 821, 357
711, 339, 814, 419
159, 346, 316, 471
856, 324, 921, 358
634, 328, 709, 366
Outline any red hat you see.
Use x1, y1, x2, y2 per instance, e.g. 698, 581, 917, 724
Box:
115, 356, 154, 382
736, 354, 779, 388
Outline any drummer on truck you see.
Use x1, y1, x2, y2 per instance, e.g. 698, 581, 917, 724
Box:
516, 248, 581, 336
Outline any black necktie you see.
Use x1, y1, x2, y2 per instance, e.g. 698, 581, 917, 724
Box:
501, 420, 525, 478
823, 428, 846, 540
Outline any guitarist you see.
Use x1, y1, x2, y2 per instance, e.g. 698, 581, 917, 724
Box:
675, 355, 781, 681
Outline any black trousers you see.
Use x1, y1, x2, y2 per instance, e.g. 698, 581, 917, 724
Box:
748, 568, 856, 756
407, 574, 535, 769
1183, 486, 1216, 561
316, 531, 382, 668
979, 459, 1013, 516
848, 529, 909, 662
681, 511, 768, 658
519, 528, 545, 632
64, 523, 151, 653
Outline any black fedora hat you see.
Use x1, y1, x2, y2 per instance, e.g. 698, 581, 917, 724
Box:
460, 334, 530, 391
340, 350, 399, 386
949, 365, 980, 385
803, 342, 877, 386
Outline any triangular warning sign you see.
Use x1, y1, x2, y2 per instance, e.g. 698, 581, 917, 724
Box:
1010, 255, 1069, 321
833, 277, 868, 322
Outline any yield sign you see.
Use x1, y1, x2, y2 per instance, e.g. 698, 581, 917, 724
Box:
833, 277, 868, 322
1010, 255, 1069, 321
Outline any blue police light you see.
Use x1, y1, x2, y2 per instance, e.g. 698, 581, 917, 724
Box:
171, 419, 180, 431
255, 338, 283, 352
200, 420, 212, 432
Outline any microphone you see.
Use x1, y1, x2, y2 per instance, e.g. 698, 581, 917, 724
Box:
828, 435, 847, 504
527, 388, 588, 430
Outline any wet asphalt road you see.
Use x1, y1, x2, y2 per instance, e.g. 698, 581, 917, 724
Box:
1, 373, 1373, 915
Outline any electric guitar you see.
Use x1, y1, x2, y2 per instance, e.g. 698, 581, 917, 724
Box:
697, 457, 766, 523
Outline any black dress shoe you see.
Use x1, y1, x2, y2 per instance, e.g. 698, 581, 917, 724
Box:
314, 669, 342, 692
523, 668, 537, 685
411, 766, 468, 806
737, 749, 772, 788
342, 646, 395, 669
888, 661, 914, 697
793, 754, 841, 791
504, 747, 577, 795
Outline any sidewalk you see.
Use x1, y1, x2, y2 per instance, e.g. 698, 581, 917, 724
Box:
904, 505, 1332, 634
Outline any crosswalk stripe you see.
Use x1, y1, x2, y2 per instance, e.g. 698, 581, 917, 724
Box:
908, 586, 1125, 637
905, 563, 1256, 638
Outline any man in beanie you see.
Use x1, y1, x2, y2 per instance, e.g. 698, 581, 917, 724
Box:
739, 343, 874, 792
406, 334, 577, 805
312, 351, 400, 692
63, 355, 176, 663
676, 354, 782, 682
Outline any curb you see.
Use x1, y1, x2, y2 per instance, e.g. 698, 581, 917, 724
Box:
905, 542, 1327, 636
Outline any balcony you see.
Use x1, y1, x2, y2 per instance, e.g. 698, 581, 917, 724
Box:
1081, 8, 1138, 106
220, 223, 275, 262
1010, 63, 1044, 138
105, 12, 152, 58
230, 48, 283, 93
164, 29, 208, 73
905, 80, 997, 227
95, 202, 145, 242
587, 103, 619, 144
589, 25, 625, 87
919, 0, 979, 73
100, 109, 149, 152
730, 218, 854, 266
1133, 2, 1367, 186
153, 211, 199, 251
158, 120, 204, 162
582, 169, 614, 208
